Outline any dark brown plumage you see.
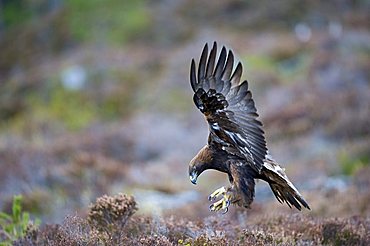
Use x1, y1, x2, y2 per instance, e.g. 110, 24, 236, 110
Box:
189, 42, 310, 212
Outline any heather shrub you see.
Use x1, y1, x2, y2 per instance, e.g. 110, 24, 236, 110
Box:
14, 194, 370, 245
87, 193, 138, 243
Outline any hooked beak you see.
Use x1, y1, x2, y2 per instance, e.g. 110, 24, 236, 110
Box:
189, 171, 198, 185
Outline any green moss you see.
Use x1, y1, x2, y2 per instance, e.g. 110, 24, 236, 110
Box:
243, 55, 277, 73
157, 89, 192, 113
276, 53, 311, 82
1, 0, 33, 28
0, 66, 144, 133
242, 52, 311, 85
27, 83, 98, 131
65, 0, 150, 45
338, 151, 369, 176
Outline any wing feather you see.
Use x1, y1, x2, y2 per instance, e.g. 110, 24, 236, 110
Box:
206, 42, 217, 78
222, 50, 234, 81
190, 59, 197, 91
214, 47, 227, 78
230, 62, 242, 86
191, 42, 267, 173
221, 78, 231, 95
198, 44, 208, 81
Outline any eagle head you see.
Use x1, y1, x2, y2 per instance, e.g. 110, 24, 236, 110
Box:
189, 145, 213, 185
189, 159, 200, 185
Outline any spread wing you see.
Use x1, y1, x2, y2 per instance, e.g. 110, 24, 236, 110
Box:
190, 42, 267, 173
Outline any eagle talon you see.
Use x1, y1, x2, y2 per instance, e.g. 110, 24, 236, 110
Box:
208, 186, 227, 202
226, 200, 230, 207
209, 195, 231, 213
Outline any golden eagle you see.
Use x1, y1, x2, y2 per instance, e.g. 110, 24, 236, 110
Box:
189, 42, 310, 213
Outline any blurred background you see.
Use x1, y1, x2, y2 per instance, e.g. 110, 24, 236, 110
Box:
0, 0, 369, 224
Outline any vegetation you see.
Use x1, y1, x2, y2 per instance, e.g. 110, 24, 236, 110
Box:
338, 151, 369, 176
65, 0, 150, 45
11, 194, 370, 245
0, 195, 39, 245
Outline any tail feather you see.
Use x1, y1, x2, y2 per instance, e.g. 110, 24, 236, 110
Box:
262, 155, 310, 210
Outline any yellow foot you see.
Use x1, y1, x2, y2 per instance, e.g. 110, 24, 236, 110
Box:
209, 194, 231, 214
208, 186, 227, 201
